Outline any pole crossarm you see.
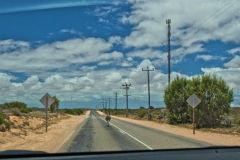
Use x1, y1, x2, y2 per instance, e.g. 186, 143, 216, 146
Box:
142, 67, 155, 72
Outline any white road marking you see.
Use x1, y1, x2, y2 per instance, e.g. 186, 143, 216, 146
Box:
119, 129, 125, 134
98, 116, 153, 150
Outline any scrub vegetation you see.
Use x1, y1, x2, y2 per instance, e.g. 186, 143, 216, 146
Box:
164, 74, 233, 128
103, 75, 240, 134
0, 99, 85, 133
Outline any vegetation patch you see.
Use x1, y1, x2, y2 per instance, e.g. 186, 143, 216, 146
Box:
164, 75, 233, 128
64, 109, 84, 115
0, 112, 10, 132
3, 101, 32, 114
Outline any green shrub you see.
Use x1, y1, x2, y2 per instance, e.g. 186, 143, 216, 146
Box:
65, 109, 83, 115
4, 121, 10, 130
4, 101, 27, 109
0, 112, 10, 130
0, 112, 4, 125
137, 109, 148, 119
164, 75, 233, 128
233, 115, 240, 125
3, 101, 32, 114
11, 108, 22, 116
149, 106, 154, 109
50, 96, 60, 113
20, 107, 32, 114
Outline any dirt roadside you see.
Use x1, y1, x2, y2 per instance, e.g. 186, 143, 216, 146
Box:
97, 111, 240, 146
0, 111, 90, 153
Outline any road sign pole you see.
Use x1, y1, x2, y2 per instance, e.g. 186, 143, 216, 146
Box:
193, 107, 195, 134
187, 94, 201, 135
46, 95, 48, 133
40, 93, 54, 133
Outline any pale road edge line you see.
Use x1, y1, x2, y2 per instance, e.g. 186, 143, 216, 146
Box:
99, 116, 153, 150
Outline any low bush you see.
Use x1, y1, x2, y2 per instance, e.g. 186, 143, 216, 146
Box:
10, 108, 22, 116
137, 109, 148, 119
0, 112, 4, 124
223, 119, 232, 128
233, 115, 240, 125
4, 121, 10, 130
3, 101, 32, 114
0, 112, 10, 131
65, 109, 83, 115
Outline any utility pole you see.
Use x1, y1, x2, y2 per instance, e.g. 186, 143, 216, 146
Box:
115, 92, 118, 113
166, 19, 171, 85
122, 82, 131, 117
102, 99, 105, 110
105, 99, 108, 114
142, 66, 155, 120
108, 97, 112, 115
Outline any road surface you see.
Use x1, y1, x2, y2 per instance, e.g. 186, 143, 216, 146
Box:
62, 111, 210, 152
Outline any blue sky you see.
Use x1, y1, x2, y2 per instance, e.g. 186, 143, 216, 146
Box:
0, 0, 240, 108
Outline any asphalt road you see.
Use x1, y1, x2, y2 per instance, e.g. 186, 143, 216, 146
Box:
64, 111, 210, 152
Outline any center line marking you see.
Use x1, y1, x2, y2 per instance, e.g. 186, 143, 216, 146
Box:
98, 116, 153, 150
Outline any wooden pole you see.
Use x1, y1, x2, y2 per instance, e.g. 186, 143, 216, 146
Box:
122, 83, 131, 118
142, 67, 154, 120
166, 19, 171, 85
193, 107, 195, 134
126, 87, 128, 117
46, 95, 48, 133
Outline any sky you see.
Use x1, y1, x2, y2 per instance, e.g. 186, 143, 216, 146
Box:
0, 0, 240, 109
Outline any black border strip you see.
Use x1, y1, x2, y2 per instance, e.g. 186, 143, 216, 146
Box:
0, 146, 240, 159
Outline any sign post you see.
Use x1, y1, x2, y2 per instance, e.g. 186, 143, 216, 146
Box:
186, 94, 201, 134
40, 93, 54, 132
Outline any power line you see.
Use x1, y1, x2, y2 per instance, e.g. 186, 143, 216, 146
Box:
122, 82, 131, 117
142, 66, 155, 120
196, 1, 235, 30
182, 1, 236, 44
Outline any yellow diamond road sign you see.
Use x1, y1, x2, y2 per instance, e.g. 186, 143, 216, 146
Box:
187, 94, 201, 108
40, 93, 54, 107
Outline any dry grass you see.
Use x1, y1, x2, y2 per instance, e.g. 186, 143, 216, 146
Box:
0, 111, 90, 152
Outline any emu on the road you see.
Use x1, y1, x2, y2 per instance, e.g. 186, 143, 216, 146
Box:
105, 115, 111, 127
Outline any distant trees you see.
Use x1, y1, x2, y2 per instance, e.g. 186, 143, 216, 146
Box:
50, 96, 60, 113
3, 101, 32, 114
139, 106, 145, 109
149, 106, 154, 109
164, 75, 233, 128
64, 109, 83, 115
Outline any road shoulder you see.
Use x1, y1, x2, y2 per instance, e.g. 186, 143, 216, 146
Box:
0, 111, 90, 153
97, 111, 240, 146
